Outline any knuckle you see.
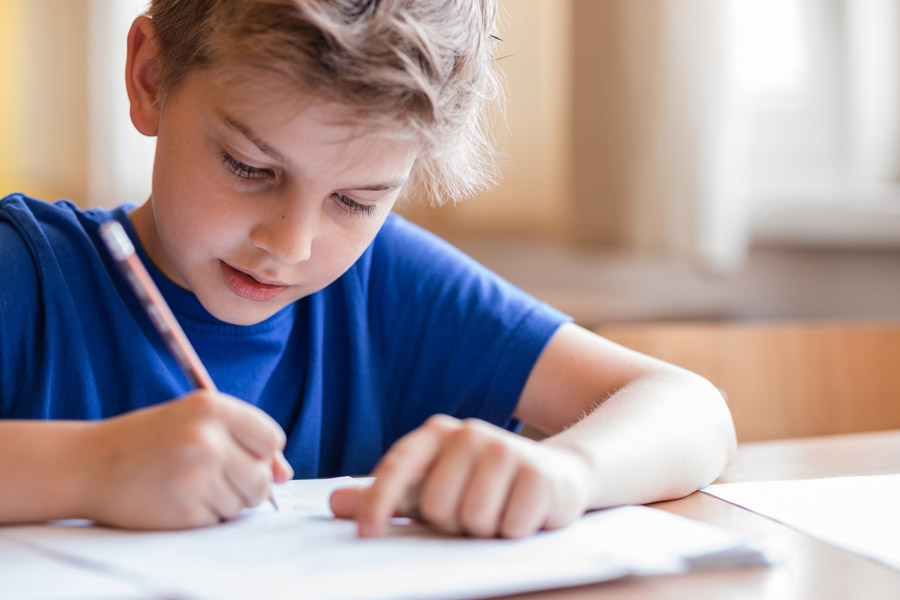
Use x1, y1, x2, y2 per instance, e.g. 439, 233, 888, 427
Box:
375, 448, 406, 476
516, 462, 542, 485
448, 423, 487, 453
483, 438, 511, 462
461, 417, 485, 430
377, 436, 423, 475
423, 414, 458, 433
184, 391, 221, 419
180, 426, 222, 465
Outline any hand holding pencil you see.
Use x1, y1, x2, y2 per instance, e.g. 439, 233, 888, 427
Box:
85, 220, 291, 529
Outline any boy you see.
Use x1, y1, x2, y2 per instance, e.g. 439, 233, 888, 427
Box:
0, 0, 735, 538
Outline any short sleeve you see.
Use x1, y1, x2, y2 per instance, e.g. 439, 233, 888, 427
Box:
367, 214, 571, 438
0, 209, 43, 416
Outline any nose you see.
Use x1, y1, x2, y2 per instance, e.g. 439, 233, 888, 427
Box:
249, 206, 316, 265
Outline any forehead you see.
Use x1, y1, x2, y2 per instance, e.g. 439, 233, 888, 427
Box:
203, 63, 422, 144
180, 70, 421, 182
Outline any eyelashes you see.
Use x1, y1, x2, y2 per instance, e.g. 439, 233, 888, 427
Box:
334, 193, 377, 217
220, 149, 376, 218
220, 150, 273, 180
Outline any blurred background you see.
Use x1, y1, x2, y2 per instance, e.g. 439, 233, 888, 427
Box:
2, 0, 899, 329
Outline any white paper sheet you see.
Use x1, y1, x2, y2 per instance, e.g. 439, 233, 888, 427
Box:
0, 537, 152, 599
0, 477, 767, 600
704, 473, 900, 571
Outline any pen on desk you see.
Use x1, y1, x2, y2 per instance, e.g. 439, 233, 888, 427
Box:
99, 219, 279, 511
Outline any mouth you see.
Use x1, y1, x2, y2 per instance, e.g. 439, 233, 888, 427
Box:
220, 261, 290, 302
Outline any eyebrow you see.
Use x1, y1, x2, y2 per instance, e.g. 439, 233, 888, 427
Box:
350, 180, 409, 192
217, 110, 409, 192
218, 110, 290, 165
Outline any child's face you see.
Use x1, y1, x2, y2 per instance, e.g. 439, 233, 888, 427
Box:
131, 71, 418, 326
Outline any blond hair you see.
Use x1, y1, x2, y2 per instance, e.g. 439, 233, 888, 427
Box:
146, 0, 502, 204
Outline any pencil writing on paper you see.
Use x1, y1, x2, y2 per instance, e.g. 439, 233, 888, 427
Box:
99, 219, 279, 511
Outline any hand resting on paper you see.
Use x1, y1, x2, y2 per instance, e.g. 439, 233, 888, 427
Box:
329, 414, 592, 539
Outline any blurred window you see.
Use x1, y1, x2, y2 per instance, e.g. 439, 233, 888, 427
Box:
729, 0, 900, 247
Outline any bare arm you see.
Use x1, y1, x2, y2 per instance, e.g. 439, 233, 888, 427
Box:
331, 323, 736, 537
0, 392, 293, 529
0, 420, 95, 523
518, 322, 736, 508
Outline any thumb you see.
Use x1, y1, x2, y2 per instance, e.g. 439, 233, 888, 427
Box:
271, 451, 293, 483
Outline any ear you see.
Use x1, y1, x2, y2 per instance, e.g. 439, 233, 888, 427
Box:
125, 16, 163, 137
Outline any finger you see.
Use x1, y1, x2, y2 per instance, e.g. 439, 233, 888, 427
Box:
331, 485, 409, 520
223, 443, 274, 509
458, 440, 518, 538
358, 417, 457, 537
219, 395, 287, 459
147, 497, 220, 531
206, 469, 248, 522
417, 429, 480, 534
499, 466, 550, 539
182, 504, 221, 530
396, 482, 423, 520
330, 486, 365, 519
272, 451, 293, 483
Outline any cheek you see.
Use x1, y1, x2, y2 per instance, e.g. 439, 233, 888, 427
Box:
154, 154, 239, 240
154, 122, 226, 208
330, 217, 390, 268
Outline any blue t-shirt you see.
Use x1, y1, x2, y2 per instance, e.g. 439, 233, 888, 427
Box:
0, 193, 569, 477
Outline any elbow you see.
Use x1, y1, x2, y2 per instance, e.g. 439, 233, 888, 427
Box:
691, 371, 738, 484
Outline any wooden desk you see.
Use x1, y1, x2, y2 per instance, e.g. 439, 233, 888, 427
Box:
507, 429, 900, 600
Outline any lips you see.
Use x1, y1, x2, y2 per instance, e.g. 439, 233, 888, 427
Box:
220, 261, 289, 302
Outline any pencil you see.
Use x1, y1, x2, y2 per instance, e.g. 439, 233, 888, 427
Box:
99, 219, 279, 512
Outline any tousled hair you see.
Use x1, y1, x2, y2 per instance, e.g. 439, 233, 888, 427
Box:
145, 0, 502, 204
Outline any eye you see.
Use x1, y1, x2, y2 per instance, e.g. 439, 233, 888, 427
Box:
220, 150, 273, 180
335, 193, 377, 217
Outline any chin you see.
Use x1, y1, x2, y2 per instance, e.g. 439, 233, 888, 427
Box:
221, 313, 272, 326
203, 299, 284, 326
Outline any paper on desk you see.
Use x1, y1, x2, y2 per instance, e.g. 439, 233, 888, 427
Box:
704, 473, 900, 571
0, 536, 153, 599
0, 477, 767, 600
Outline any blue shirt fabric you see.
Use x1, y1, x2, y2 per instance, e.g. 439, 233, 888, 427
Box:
0, 193, 569, 477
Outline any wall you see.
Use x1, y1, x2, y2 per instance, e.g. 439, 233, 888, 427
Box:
398, 0, 574, 240
0, 1, 91, 203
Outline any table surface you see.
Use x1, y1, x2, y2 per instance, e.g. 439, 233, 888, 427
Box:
6, 430, 899, 599
503, 429, 900, 600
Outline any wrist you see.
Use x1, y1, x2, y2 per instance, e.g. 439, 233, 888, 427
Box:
53, 421, 105, 521
540, 436, 605, 508
0, 420, 100, 523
